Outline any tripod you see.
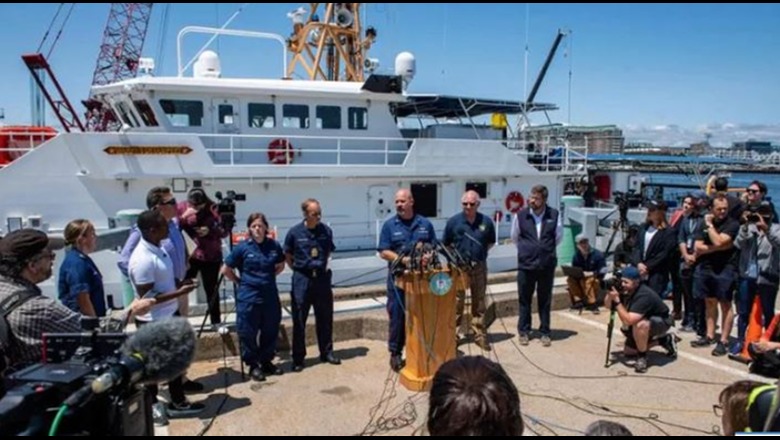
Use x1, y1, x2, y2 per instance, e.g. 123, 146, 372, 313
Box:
603, 204, 630, 260
193, 230, 245, 380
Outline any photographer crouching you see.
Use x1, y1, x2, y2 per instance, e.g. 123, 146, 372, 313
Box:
604, 266, 677, 373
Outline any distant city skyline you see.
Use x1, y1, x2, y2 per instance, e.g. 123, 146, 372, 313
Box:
0, 3, 777, 147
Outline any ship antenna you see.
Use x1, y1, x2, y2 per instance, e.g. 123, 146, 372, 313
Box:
524, 3, 530, 101
566, 30, 573, 125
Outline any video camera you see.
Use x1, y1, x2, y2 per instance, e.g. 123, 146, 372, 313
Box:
215, 190, 246, 232
613, 190, 644, 222
605, 269, 624, 295
0, 318, 195, 436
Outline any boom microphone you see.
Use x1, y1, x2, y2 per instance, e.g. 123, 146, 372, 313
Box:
91, 317, 195, 394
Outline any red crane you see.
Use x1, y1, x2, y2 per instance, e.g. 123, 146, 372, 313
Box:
22, 3, 154, 132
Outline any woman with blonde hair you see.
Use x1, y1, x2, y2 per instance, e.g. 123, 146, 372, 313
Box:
58, 219, 106, 317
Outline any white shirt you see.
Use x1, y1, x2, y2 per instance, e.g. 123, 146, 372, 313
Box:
510, 208, 564, 246
644, 226, 659, 260
128, 238, 179, 321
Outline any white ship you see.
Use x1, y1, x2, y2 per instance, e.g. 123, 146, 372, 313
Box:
0, 4, 586, 301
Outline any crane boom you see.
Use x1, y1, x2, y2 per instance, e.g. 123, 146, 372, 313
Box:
525, 29, 567, 105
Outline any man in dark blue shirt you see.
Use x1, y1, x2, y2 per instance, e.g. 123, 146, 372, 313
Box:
378, 189, 437, 371
567, 233, 606, 314
443, 190, 496, 351
284, 198, 340, 372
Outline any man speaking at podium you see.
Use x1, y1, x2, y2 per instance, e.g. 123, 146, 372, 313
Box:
378, 189, 437, 372
443, 190, 496, 351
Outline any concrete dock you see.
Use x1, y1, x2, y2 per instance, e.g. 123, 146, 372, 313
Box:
153, 275, 763, 436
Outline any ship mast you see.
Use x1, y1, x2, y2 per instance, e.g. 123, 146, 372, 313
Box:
285, 3, 376, 82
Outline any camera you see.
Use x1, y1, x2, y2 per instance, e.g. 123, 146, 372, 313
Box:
0, 329, 152, 436
215, 190, 246, 231
746, 201, 773, 224
612, 190, 644, 224
605, 269, 624, 295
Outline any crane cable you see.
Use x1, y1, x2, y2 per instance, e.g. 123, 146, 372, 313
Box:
38, 3, 77, 59
154, 4, 171, 74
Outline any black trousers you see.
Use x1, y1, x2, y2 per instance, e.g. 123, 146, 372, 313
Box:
187, 259, 222, 325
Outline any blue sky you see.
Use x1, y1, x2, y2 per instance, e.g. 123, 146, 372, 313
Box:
0, 3, 778, 146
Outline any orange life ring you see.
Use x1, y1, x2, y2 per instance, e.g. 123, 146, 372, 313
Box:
231, 231, 249, 245
505, 191, 525, 213
268, 138, 294, 165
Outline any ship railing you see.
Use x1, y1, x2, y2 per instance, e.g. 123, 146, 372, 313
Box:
506, 137, 588, 173
0, 127, 58, 166
201, 133, 411, 167
195, 132, 581, 172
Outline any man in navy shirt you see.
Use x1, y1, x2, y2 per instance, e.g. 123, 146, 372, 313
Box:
378, 189, 437, 371
567, 233, 606, 314
443, 190, 496, 350
284, 198, 340, 372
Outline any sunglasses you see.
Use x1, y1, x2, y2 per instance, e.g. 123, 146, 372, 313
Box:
462, 202, 477, 207
747, 189, 761, 194
159, 198, 177, 207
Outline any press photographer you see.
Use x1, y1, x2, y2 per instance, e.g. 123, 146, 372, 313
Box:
0, 229, 154, 377
733, 200, 780, 356
179, 188, 230, 326
604, 266, 677, 373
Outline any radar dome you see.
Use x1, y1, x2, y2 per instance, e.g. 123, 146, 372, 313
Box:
193, 50, 221, 78
394, 52, 416, 88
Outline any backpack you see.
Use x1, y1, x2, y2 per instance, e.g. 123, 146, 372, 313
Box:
0, 289, 37, 375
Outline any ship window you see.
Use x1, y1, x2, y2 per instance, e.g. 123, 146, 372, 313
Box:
348, 107, 368, 130
116, 101, 138, 127
411, 183, 438, 218
466, 182, 487, 199
132, 100, 159, 126
282, 104, 310, 129
159, 99, 203, 127
218, 104, 234, 125
248, 103, 275, 128
316, 106, 341, 129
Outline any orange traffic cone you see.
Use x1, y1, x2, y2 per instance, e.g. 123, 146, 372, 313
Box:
731, 295, 763, 364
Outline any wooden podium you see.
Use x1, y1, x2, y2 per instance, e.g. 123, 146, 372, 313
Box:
395, 269, 467, 391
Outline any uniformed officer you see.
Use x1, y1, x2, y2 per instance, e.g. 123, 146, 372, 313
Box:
378, 189, 437, 372
222, 213, 286, 381
58, 219, 106, 317
284, 198, 341, 372
442, 190, 496, 351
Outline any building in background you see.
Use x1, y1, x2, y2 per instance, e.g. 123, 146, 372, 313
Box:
522, 124, 624, 154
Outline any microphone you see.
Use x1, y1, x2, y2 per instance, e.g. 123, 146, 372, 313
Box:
91, 317, 196, 394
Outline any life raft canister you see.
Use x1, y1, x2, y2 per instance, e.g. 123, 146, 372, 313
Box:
268, 138, 294, 165
504, 191, 525, 213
